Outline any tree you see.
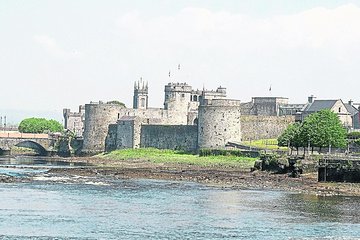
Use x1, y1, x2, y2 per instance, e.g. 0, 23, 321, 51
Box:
300, 109, 347, 149
18, 118, 63, 133
278, 110, 347, 153
277, 122, 303, 153
106, 100, 126, 107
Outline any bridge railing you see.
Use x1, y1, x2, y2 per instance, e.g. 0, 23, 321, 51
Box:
0, 132, 50, 139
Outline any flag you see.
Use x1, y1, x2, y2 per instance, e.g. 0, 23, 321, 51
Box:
269, 85, 272, 92
178, 64, 180, 70
169, 71, 171, 77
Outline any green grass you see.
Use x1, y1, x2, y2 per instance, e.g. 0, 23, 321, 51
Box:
241, 139, 288, 150
99, 148, 257, 169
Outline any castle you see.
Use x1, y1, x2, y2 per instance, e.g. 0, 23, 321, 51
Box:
64, 79, 298, 154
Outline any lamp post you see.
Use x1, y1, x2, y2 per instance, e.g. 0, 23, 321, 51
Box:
287, 140, 290, 156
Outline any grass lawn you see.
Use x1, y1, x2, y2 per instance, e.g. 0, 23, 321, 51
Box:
241, 139, 288, 150
99, 148, 257, 169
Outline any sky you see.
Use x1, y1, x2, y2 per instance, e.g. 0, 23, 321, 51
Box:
1, 0, 360, 124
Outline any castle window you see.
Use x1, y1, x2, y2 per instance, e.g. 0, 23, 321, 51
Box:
140, 98, 145, 108
117, 113, 120, 119
193, 95, 198, 101
190, 95, 193, 101
339, 107, 341, 113
181, 94, 185, 98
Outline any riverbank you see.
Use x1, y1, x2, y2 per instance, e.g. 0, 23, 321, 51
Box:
46, 153, 360, 197
2, 149, 360, 196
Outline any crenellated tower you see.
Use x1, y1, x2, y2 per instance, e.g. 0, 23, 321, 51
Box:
133, 78, 148, 109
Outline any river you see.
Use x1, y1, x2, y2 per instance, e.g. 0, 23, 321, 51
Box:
0, 156, 359, 239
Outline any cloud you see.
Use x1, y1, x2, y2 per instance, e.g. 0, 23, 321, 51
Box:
113, 3, 360, 103
116, 4, 360, 51
33, 35, 80, 59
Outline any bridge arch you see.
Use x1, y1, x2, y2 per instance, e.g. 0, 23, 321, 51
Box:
15, 141, 48, 156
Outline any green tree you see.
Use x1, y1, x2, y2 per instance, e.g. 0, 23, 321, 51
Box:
278, 110, 347, 153
106, 100, 126, 107
300, 109, 347, 149
18, 118, 63, 133
278, 122, 302, 146
278, 122, 303, 153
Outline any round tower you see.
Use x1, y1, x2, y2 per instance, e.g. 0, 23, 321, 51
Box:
82, 102, 125, 154
198, 99, 241, 149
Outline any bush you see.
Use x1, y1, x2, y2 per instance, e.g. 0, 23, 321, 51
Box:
347, 132, 360, 140
199, 149, 260, 158
106, 100, 126, 107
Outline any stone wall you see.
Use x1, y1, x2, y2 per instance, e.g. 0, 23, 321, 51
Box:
198, 99, 241, 149
140, 125, 198, 151
63, 105, 85, 137
105, 124, 118, 152
240, 97, 290, 116
240, 115, 295, 140
82, 103, 125, 154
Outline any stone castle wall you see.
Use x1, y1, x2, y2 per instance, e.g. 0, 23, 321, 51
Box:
198, 99, 241, 149
240, 115, 295, 141
104, 124, 118, 152
140, 125, 198, 151
63, 106, 85, 137
82, 103, 125, 153
84, 101, 294, 153
80, 82, 299, 154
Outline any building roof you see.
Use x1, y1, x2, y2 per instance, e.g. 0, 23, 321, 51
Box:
344, 103, 358, 116
303, 100, 338, 112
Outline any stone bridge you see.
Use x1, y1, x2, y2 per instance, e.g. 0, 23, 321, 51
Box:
0, 132, 57, 155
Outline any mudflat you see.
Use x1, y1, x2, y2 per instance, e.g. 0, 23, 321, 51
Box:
45, 156, 360, 197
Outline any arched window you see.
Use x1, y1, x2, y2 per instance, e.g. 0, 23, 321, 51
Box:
194, 95, 198, 101
140, 98, 145, 108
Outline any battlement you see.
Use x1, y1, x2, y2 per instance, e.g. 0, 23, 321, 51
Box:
165, 82, 193, 92
252, 97, 289, 105
63, 105, 85, 137
200, 99, 240, 107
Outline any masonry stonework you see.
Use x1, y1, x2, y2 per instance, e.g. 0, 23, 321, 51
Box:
82, 102, 125, 153
240, 115, 295, 141
75, 81, 305, 154
140, 125, 198, 151
198, 99, 241, 149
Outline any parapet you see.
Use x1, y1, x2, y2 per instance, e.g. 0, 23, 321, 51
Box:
200, 99, 241, 107
164, 82, 192, 92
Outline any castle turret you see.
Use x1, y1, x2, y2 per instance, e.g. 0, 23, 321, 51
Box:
198, 99, 241, 149
163, 82, 192, 111
133, 78, 148, 109
82, 102, 125, 154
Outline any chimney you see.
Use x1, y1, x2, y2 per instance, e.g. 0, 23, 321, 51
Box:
308, 95, 316, 103
349, 99, 354, 106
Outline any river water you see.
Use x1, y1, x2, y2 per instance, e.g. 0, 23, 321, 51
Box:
0, 156, 360, 240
